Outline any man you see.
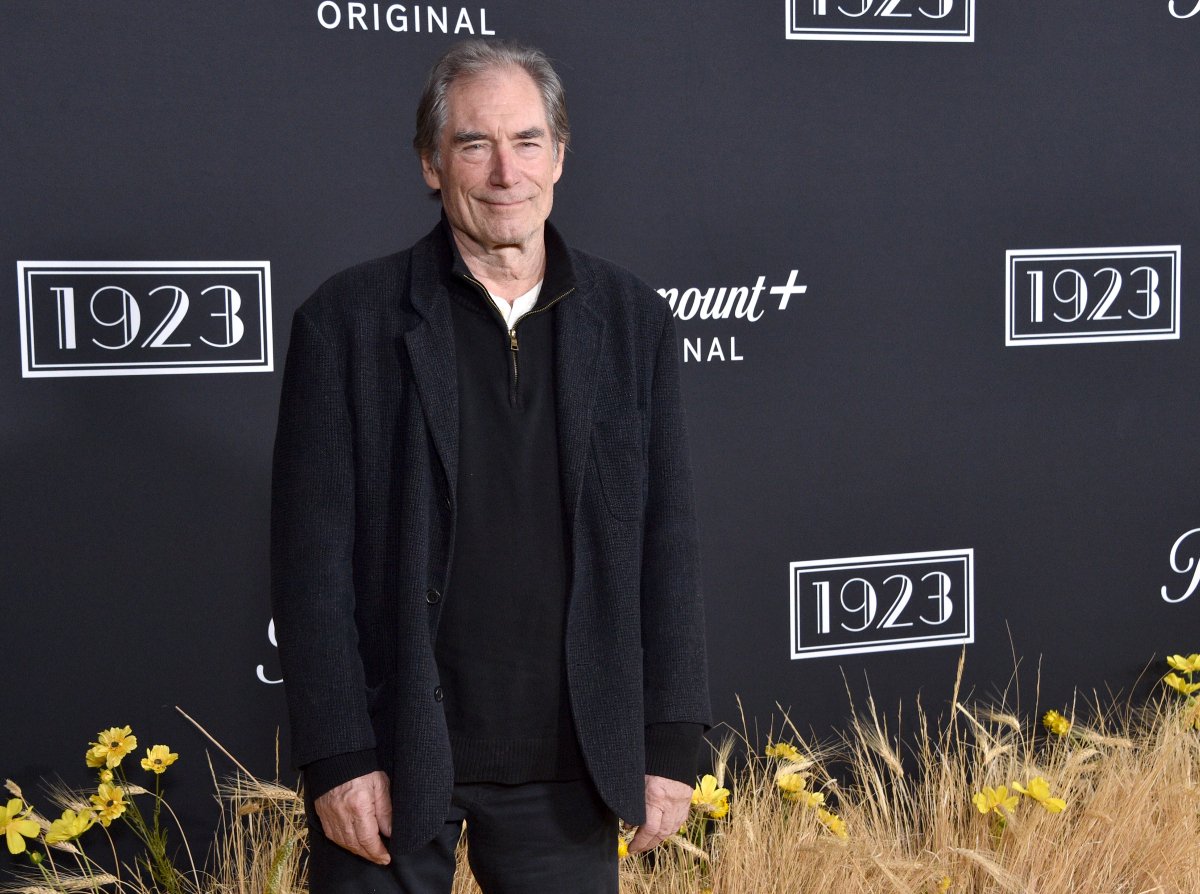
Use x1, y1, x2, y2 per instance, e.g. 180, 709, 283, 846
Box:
271, 39, 710, 893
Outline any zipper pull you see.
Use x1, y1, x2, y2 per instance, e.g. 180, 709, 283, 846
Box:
509, 329, 519, 352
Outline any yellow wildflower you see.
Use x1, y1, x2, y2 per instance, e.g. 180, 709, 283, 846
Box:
89, 783, 127, 827
816, 807, 848, 839
776, 772, 824, 807
1167, 653, 1200, 674
99, 770, 113, 784
776, 772, 806, 797
765, 741, 802, 761
91, 726, 137, 770
85, 744, 108, 769
797, 790, 825, 809
1012, 777, 1067, 814
1163, 673, 1200, 696
1042, 710, 1071, 737
1, 799, 41, 855
937, 877, 952, 892
972, 785, 1018, 816
616, 837, 628, 859
45, 808, 95, 845
691, 774, 730, 819
140, 744, 179, 775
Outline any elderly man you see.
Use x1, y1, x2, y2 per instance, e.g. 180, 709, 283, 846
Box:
271, 38, 710, 893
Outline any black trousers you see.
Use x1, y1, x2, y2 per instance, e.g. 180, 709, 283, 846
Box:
306, 778, 619, 894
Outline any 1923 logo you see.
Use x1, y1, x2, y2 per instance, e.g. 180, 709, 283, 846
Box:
790, 548, 974, 659
17, 261, 273, 377
787, 0, 973, 42
1005, 246, 1180, 346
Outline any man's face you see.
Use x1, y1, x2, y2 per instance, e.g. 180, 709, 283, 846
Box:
422, 65, 564, 256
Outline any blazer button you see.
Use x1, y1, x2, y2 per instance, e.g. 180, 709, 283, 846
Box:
425, 588, 442, 604
434, 686, 444, 702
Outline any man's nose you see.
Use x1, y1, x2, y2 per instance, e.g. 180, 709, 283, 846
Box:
488, 143, 518, 188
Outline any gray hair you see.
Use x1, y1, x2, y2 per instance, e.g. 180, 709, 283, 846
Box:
413, 39, 570, 172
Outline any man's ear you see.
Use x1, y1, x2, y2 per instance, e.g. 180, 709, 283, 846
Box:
552, 141, 565, 183
421, 154, 441, 191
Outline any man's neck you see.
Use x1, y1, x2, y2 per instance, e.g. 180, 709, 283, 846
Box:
451, 227, 546, 303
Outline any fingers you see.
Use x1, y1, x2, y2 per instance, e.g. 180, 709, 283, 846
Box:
629, 774, 693, 853
627, 804, 664, 853
312, 771, 392, 865
628, 805, 689, 853
374, 776, 393, 839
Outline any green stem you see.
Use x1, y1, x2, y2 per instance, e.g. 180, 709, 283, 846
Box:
115, 770, 184, 894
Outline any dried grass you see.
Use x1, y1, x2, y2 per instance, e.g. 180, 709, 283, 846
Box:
9, 670, 1198, 894
599, 687, 1200, 894
462, 668, 1200, 893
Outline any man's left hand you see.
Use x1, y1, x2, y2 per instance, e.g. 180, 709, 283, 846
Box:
628, 774, 692, 853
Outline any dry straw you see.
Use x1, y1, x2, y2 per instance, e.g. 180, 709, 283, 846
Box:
5, 654, 1199, 893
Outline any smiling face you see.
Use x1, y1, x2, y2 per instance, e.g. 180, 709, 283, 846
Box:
421, 65, 565, 259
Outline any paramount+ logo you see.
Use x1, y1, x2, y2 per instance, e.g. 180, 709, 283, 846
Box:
787, 0, 973, 42
16, 261, 273, 377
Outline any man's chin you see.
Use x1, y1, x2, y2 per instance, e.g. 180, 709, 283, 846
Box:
480, 224, 541, 251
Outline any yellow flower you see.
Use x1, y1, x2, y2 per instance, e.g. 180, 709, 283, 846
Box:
99, 770, 113, 784
765, 741, 802, 761
1, 799, 41, 855
972, 785, 1018, 817
1167, 653, 1200, 674
937, 877, 952, 892
797, 790, 825, 809
91, 726, 137, 770
85, 744, 108, 769
45, 808, 95, 845
89, 783, 127, 827
1163, 673, 1200, 696
1042, 710, 1071, 737
776, 772, 806, 796
776, 772, 824, 807
691, 774, 730, 819
140, 744, 179, 775
816, 807, 848, 839
1012, 777, 1067, 814
616, 837, 628, 859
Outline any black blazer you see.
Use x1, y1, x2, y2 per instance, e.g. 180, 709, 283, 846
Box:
271, 222, 710, 853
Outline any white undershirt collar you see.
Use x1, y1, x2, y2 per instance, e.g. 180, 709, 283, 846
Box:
488, 281, 543, 328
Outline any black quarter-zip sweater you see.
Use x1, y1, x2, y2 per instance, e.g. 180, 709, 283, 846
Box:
303, 221, 700, 797
437, 227, 583, 782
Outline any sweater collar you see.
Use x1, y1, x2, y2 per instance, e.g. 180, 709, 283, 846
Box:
438, 213, 577, 307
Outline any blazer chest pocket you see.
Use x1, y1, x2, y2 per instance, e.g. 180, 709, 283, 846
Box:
591, 414, 645, 522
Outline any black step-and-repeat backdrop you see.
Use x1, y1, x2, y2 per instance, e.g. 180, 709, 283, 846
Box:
4, 1, 1198, 832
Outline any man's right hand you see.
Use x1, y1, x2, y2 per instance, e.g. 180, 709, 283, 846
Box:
312, 770, 393, 865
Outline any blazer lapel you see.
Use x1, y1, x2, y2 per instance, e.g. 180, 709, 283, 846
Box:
403, 241, 459, 499
556, 289, 605, 530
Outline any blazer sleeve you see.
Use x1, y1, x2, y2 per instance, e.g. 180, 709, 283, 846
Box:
639, 305, 712, 733
270, 308, 376, 768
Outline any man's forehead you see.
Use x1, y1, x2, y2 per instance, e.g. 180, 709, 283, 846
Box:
444, 66, 547, 128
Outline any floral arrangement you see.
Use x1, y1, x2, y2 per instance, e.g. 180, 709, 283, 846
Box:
5, 653, 1199, 894
600, 651, 1200, 894
1, 716, 305, 894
